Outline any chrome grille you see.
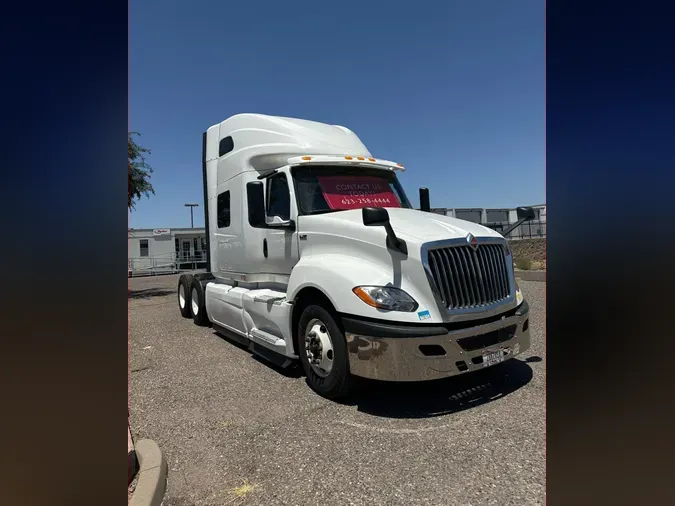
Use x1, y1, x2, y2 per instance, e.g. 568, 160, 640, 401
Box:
426, 243, 511, 310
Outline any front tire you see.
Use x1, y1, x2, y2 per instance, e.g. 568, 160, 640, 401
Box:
297, 304, 351, 400
177, 274, 194, 318
190, 278, 210, 327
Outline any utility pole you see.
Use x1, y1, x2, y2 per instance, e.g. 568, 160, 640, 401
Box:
184, 203, 199, 228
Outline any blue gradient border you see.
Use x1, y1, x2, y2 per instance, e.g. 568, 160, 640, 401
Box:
1, 2, 128, 505
547, 1, 674, 504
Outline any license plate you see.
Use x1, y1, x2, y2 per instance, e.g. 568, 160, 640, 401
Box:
482, 349, 504, 367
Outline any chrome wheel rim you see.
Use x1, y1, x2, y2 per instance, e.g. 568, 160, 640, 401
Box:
179, 284, 186, 308
191, 287, 199, 315
304, 318, 334, 377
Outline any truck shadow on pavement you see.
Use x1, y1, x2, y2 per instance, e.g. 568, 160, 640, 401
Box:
128, 288, 176, 300
212, 331, 306, 378
344, 358, 536, 419
211, 328, 538, 417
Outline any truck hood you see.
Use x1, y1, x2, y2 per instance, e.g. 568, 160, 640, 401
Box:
295, 207, 513, 325
306, 207, 503, 242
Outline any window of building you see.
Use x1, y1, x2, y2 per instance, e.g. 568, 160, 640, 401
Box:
140, 239, 149, 257
486, 209, 509, 223
217, 191, 230, 228
175, 238, 179, 254
266, 174, 291, 220
455, 209, 483, 224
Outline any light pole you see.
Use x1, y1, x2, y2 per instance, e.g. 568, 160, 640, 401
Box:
184, 203, 199, 228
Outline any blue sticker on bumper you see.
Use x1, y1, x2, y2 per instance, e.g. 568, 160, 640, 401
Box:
417, 310, 431, 320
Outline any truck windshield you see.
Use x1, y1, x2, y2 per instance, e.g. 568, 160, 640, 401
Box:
292, 165, 412, 216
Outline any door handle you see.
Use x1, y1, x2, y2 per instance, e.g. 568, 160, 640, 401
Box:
263, 238, 268, 258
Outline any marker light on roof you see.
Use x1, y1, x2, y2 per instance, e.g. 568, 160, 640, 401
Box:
397, 163, 404, 168
302, 156, 312, 160
368, 157, 376, 161
345, 156, 353, 160
357, 156, 365, 160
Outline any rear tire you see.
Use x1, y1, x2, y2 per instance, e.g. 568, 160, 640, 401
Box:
297, 304, 351, 400
190, 278, 210, 327
177, 274, 194, 318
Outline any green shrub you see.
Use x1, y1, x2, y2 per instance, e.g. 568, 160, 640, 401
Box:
514, 257, 532, 270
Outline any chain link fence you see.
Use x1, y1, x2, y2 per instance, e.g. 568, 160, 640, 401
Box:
483, 220, 546, 240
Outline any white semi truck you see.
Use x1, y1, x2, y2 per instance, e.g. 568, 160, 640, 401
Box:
177, 114, 534, 399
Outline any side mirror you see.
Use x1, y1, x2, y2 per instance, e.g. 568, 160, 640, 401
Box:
419, 187, 431, 212
362, 207, 390, 227
247, 181, 266, 227
248, 181, 296, 230
362, 207, 407, 255
501, 206, 537, 237
516, 206, 536, 221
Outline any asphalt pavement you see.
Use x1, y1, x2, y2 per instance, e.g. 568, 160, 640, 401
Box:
129, 274, 545, 506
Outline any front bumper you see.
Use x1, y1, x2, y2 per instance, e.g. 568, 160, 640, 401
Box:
344, 301, 530, 382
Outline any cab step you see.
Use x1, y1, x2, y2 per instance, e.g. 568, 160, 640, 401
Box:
251, 289, 287, 304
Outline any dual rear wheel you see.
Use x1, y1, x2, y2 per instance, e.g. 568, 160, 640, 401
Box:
177, 274, 210, 326
177, 274, 193, 318
177, 275, 352, 399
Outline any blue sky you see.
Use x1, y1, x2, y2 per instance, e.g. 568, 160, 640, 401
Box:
129, 0, 544, 229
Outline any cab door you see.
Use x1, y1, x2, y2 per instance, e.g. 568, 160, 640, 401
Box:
264, 172, 299, 279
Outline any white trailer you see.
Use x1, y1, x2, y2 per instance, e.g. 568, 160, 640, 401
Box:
177, 114, 534, 399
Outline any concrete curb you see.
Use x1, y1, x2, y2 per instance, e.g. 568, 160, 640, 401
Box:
515, 270, 546, 282
129, 439, 168, 506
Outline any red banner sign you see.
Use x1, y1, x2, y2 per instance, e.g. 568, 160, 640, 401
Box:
317, 176, 401, 210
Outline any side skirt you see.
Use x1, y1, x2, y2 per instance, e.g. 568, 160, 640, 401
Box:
212, 323, 296, 369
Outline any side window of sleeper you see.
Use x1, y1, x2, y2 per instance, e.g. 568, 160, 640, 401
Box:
217, 191, 230, 228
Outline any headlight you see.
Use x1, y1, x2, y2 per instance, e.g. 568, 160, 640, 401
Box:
352, 286, 419, 312
515, 283, 524, 305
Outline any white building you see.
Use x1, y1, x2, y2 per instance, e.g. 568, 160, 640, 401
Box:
429, 204, 546, 239
128, 204, 545, 276
128, 227, 206, 276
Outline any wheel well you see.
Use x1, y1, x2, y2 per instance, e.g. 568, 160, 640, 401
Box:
291, 287, 336, 356
193, 272, 215, 282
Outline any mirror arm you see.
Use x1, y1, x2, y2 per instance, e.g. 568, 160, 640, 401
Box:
384, 223, 407, 255
268, 219, 295, 231
267, 220, 295, 231
501, 217, 529, 237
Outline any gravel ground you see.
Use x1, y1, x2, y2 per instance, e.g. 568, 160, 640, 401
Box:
129, 274, 545, 506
